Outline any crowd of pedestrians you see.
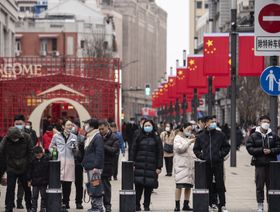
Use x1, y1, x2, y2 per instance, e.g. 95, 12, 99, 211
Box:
1, 113, 280, 212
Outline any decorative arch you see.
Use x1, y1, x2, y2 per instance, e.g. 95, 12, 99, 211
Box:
29, 98, 91, 136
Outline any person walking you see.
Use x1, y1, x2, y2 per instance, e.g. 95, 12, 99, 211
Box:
193, 116, 230, 212
24, 121, 38, 147
110, 122, 125, 181
0, 125, 33, 212
173, 123, 196, 211
131, 120, 163, 211
160, 123, 175, 176
27, 146, 49, 212
246, 115, 280, 212
98, 120, 119, 212
82, 118, 104, 212
49, 119, 78, 209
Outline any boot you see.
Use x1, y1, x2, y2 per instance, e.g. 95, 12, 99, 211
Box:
182, 200, 193, 211
174, 201, 180, 211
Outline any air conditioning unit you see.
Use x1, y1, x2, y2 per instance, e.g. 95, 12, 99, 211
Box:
53, 51, 60, 57
40, 50, 47, 56
15, 50, 21, 57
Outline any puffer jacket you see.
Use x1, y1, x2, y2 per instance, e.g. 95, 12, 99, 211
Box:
173, 134, 196, 185
102, 130, 119, 177
246, 127, 280, 166
193, 129, 230, 165
27, 155, 49, 186
0, 127, 33, 175
131, 132, 163, 188
160, 130, 175, 157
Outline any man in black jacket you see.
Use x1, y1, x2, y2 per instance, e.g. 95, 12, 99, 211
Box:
82, 118, 104, 212
246, 115, 280, 212
24, 121, 38, 147
193, 116, 230, 212
99, 120, 119, 212
0, 127, 33, 212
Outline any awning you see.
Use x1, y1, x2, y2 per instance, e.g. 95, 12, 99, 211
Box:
38, 34, 59, 38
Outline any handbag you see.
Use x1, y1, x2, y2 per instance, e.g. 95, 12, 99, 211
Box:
163, 143, 173, 153
86, 179, 104, 198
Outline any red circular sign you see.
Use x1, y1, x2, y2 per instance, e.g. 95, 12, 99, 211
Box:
258, 3, 280, 33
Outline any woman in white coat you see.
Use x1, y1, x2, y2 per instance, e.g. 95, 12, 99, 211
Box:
173, 123, 196, 211
49, 119, 78, 209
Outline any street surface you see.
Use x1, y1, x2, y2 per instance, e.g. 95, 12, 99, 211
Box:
0, 146, 265, 212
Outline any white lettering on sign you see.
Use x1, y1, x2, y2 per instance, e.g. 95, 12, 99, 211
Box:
0, 63, 42, 78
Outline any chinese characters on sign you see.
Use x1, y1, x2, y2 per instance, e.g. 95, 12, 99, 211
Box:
256, 37, 280, 52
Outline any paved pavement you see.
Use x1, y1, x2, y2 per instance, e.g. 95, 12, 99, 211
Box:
0, 146, 265, 211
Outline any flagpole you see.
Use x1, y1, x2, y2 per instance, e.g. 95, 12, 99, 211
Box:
193, 36, 199, 121
230, 0, 237, 167
270, 56, 279, 133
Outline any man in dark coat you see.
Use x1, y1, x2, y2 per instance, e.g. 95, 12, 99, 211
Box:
82, 118, 104, 212
98, 120, 119, 212
24, 121, 38, 147
246, 115, 280, 212
125, 118, 139, 160
0, 127, 33, 212
193, 116, 230, 212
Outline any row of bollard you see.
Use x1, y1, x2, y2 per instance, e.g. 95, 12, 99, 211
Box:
45, 160, 280, 212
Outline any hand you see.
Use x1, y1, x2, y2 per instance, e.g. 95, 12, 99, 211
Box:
189, 138, 196, 143
263, 149, 271, 155
156, 169, 161, 175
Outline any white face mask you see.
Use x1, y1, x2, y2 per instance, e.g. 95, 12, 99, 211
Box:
25, 125, 31, 130
261, 123, 270, 130
85, 125, 92, 133
165, 127, 171, 132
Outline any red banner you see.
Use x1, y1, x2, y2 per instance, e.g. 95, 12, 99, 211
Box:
204, 33, 230, 76
187, 55, 207, 88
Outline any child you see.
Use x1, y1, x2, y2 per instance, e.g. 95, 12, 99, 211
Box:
28, 146, 49, 212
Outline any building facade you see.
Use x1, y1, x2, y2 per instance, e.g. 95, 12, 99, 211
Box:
101, 0, 167, 121
0, 0, 18, 57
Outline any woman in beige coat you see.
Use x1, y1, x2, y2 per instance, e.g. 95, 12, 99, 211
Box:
160, 123, 175, 176
173, 123, 196, 211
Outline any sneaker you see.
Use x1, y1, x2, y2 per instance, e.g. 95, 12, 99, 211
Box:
257, 203, 264, 212
211, 204, 219, 212
220, 206, 228, 212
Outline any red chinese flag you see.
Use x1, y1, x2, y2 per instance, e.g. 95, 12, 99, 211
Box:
204, 33, 230, 76
176, 68, 193, 95
162, 83, 170, 105
168, 76, 177, 99
187, 55, 207, 88
213, 57, 231, 88
238, 34, 264, 76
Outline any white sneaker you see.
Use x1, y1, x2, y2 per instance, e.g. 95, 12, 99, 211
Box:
211, 204, 219, 211
256, 203, 264, 212
221, 206, 229, 212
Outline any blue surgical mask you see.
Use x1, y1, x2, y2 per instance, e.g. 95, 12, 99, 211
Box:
144, 126, 153, 133
15, 125, 24, 130
209, 123, 217, 130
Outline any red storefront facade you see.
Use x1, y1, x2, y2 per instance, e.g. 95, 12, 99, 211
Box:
0, 57, 121, 137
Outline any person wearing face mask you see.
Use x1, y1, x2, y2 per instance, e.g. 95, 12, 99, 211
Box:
131, 120, 163, 211
49, 119, 78, 210
160, 123, 175, 177
24, 121, 38, 147
246, 115, 280, 212
173, 123, 196, 211
193, 116, 230, 212
0, 125, 33, 212
98, 120, 119, 212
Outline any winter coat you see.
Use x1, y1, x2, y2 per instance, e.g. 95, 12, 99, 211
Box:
42, 131, 54, 152
0, 127, 33, 175
24, 128, 38, 147
82, 129, 104, 171
102, 130, 119, 177
193, 129, 230, 165
246, 127, 280, 167
160, 131, 175, 157
173, 134, 196, 185
131, 132, 163, 188
27, 155, 49, 186
49, 132, 77, 182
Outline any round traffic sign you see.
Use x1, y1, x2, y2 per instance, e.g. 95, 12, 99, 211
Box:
260, 66, 280, 96
258, 3, 280, 33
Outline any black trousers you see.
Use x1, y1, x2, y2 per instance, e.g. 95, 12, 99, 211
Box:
61, 181, 72, 205
102, 176, 112, 211
255, 166, 270, 203
206, 162, 226, 208
113, 153, 119, 178
32, 185, 47, 210
5, 172, 32, 210
17, 180, 24, 204
135, 184, 153, 209
164, 157, 173, 175
75, 164, 83, 205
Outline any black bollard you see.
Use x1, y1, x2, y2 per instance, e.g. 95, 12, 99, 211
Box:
193, 160, 209, 212
268, 161, 280, 212
120, 161, 136, 212
46, 160, 63, 212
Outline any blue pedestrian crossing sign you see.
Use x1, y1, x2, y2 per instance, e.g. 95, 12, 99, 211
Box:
260, 66, 280, 96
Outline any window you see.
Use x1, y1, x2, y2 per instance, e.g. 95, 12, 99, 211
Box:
205, 3, 208, 8
51, 38, 57, 51
80, 40, 85, 49
40, 39, 48, 52
20, 7, 25, 12
196, 1, 202, 9
16, 39, 21, 51
67, 36, 74, 55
